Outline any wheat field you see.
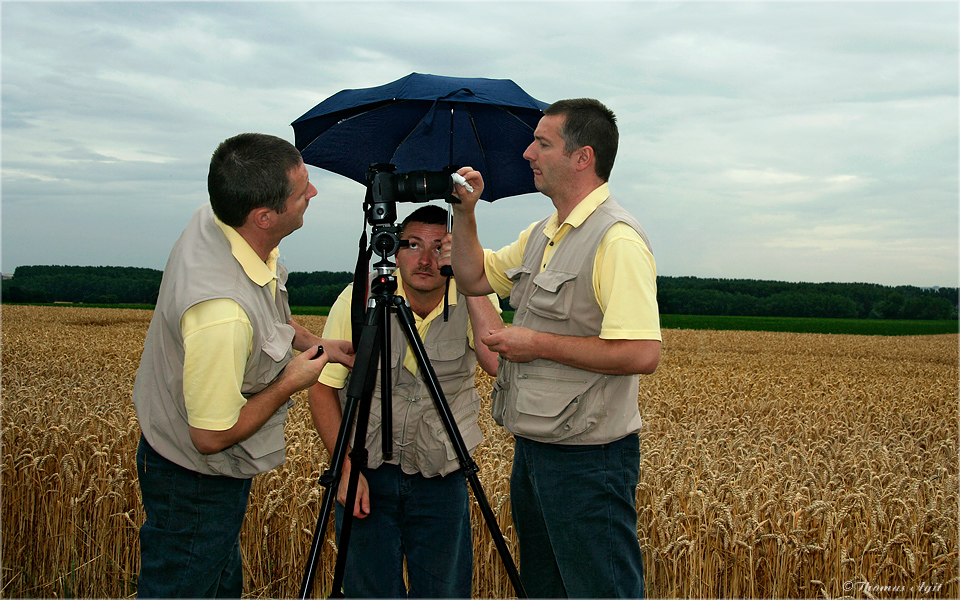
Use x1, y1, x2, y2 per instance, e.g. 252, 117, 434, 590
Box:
2, 305, 957, 598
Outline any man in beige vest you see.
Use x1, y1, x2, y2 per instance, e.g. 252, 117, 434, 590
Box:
449, 99, 662, 597
133, 133, 353, 598
308, 205, 503, 598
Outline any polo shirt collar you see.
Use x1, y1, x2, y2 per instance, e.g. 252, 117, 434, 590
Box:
543, 183, 611, 237
215, 217, 279, 287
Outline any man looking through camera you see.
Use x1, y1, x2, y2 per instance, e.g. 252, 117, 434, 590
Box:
448, 98, 661, 598
308, 204, 503, 598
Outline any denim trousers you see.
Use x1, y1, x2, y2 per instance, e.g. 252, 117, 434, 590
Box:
334, 463, 473, 598
511, 434, 645, 598
136, 436, 252, 598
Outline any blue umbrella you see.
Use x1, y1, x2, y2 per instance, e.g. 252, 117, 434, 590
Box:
291, 73, 549, 201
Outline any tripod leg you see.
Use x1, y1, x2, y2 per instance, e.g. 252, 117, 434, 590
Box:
380, 301, 393, 461
298, 393, 358, 599
391, 298, 527, 598
300, 299, 385, 599
331, 408, 373, 597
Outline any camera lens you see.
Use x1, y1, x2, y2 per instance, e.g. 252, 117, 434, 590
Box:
396, 170, 453, 203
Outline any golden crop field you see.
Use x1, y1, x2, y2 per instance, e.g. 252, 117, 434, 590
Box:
2, 305, 957, 598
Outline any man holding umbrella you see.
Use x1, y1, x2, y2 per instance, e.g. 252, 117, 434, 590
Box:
449, 98, 662, 598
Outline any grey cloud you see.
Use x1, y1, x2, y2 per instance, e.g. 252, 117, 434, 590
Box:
2, 1, 956, 286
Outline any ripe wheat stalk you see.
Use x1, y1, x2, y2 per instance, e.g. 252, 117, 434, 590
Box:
2, 305, 956, 598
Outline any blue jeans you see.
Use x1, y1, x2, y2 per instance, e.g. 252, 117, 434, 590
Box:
334, 463, 473, 598
511, 435, 645, 598
136, 436, 252, 598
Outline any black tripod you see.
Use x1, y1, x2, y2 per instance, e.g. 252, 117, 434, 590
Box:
299, 235, 526, 599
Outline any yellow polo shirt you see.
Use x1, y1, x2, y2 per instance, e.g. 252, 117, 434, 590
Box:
483, 183, 661, 341
179, 218, 279, 431
318, 274, 500, 389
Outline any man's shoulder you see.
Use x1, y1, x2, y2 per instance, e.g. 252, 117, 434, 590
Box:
594, 197, 650, 250
595, 196, 639, 223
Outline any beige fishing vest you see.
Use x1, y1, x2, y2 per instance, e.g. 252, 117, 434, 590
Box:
133, 204, 295, 478
339, 291, 483, 477
491, 197, 652, 445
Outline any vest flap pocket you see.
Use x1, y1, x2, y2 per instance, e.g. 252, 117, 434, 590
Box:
424, 338, 471, 382
262, 323, 295, 362
526, 270, 578, 320
510, 366, 604, 442
505, 265, 532, 281
514, 367, 592, 418
531, 269, 577, 293
415, 394, 482, 477
453, 419, 483, 461
235, 407, 287, 461
425, 338, 467, 362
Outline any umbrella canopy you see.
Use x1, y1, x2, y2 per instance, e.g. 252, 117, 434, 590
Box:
291, 73, 549, 201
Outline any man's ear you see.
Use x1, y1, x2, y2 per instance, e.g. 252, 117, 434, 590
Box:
248, 207, 275, 231
575, 146, 595, 173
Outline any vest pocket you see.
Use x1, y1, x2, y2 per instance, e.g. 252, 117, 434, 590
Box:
236, 417, 286, 460
252, 322, 295, 388
505, 265, 532, 310
415, 397, 483, 478
423, 338, 469, 382
210, 406, 289, 476
510, 366, 603, 442
526, 270, 578, 321
261, 322, 295, 361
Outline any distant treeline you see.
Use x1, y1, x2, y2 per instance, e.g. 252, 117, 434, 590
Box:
657, 276, 957, 320
3, 266, 957, 321
0, 266, 355, 308
3, 266, 165, 305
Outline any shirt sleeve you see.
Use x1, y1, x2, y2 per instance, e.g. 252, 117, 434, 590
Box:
594, 222, 662, 341
317, 285, 353, 389
180, 298, 253, 430
483, 222, 537, 298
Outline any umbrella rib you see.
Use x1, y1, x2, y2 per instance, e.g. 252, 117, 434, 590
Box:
392, 99, 439, 165
464, 106, 489, 197
331, 99, 404, 125
498, 105, 540, 131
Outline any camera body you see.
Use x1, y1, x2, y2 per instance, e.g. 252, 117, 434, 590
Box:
365, 163, 458, 262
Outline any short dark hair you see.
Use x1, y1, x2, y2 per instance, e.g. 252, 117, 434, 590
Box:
207, 133, 304, 227
544, 98, 619, 181
400, 204, 448, 234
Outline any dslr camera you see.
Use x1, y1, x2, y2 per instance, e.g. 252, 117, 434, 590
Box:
366, 163, 459, 225
364, 163, 459, 261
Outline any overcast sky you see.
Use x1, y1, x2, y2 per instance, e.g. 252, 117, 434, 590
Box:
3, 1, 957, 288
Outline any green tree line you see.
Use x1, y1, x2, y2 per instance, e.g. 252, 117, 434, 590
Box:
2, 266, 957, 321
657, 276, 957, 320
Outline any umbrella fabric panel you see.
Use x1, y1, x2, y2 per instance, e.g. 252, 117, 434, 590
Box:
298, 102, 430, 185
296, 73, 546, 117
